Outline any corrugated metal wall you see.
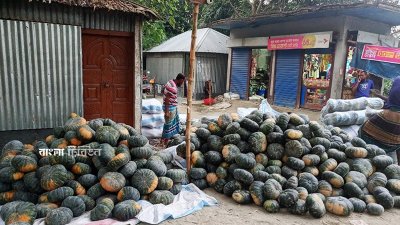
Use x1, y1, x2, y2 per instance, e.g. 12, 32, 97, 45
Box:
0, 19, 82, 131
0, 0, 135, 32
194, 53, 228, 99
145, 52, 185, 88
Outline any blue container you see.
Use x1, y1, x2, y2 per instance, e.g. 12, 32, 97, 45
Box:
257, 89, 267, 97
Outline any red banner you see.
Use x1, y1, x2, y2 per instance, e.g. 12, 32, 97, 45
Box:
361, 45, 400, 65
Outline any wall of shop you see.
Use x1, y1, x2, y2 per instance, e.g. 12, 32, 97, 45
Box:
227, 15, 395, 100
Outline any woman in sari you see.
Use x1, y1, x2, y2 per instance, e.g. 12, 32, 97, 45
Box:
359, 77, 400, 164
162, 73, 185, 146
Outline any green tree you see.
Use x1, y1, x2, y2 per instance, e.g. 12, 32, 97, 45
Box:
131, 0, 191, 50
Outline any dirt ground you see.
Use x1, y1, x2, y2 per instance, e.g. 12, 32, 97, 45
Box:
177, 99, 321, 121
159, 188, 400, 225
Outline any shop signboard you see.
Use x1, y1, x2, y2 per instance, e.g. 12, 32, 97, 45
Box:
268, 33, 331, 50
361, 44, 400, 65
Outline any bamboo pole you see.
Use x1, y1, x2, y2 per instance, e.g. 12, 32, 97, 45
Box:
185, 3, 200, 175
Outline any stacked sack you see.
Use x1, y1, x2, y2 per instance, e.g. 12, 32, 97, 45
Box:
141, 99, 165, 139
321, 97, 384, 127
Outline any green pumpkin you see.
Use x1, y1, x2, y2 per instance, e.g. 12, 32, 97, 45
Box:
119, 161, 138, 178
128, 135, 149, 148
61, 196, 86, 217
166, 169, 187, 183
281, 166, 298, 179
318, 180, 333, 197
366, 144, 386, 158
87, 183, 106, 200
302, 154, 320, 167
284, 129, 303, 140
367, 172, 387, 193
345, 147, 368, 159
90, 198, 114, 221
107, 152, 130, 172
288, 199, 307, 215
298, 172, 319, 193
22, 172, 43, 193
170, 183, 183, 195
45, 207, 73, 225
121, 123, 139, 136
249, 181, 265, 206
289, 113, 305, 126
284, 140, 303, 158
394, 196, 400, 208
77, 174, 98, 189
192, 179, 208, 190
217, 113, 233, 130
11, 155, 37, 173
351, 137, 367, 148
343, 182, 364, 199
112, 200, 142, 221
387, 179, 400, 194
223, 180, 242, 196
36, 203, 58, 218
149, 190, 174, 205
276, 113, 290, 130
71, 162, 92, 176
248, 132, 267, 154
88, 118, 103, 131
263, 199, 280, 213
286, 157, 305, 170
47, 186, 74, 203
240, 118, 259, 132
195, 128, 211, 140
296, 187, 308, 200
222, 134, 241, 145
373, 187, 394, 209
366, 203, 384, 216
260, 119, 276, 136
130, 146, 154, 159
204, 151, 222, 166
325, 196, 354, 216
232, 190, 252, 204
233, 169, 254, 185
309, 137, 331, 150
48, 154, 76, 169
78, 195, 96, 211
131, 169, 158, 195
279, 189, 299, 208
319, 158, 338, 173
65, 180, 86, 196
334, 162, 350, 177
326, 149, 346, 162
345, 171, 368, 189
190, 168, 207, 180
372, 155, 394, 170
40, 165, 69, 191
76, 125, 95, 143
1, 201, 37, 224
349, 197, 366, 213
306, 193, 326, 218
234, 153, 256, 169
191, 151, 206, 168
267, 159, 283, 167
221, 144, 240, 163
100, 172, 126, 192
112, 123, 130, 140
95, 126, 120, 146
117, 186, 140, 202
266, 143, 284, 160
384, 164, 400, 179
253, 171, 270, 182
322, 171, 344, 188
267, 132, 285, 144
263, 179, 282, 200
157, 177, 174, 190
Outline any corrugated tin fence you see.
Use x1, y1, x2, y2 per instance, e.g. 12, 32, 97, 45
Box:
0, 19, 82, 131
195, 53, 228, 99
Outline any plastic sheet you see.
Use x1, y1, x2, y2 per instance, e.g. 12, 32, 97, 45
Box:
321, 97, 384, 117
142, 99, 163, 114
322, 110, 367, 126
259, 99, 281, 118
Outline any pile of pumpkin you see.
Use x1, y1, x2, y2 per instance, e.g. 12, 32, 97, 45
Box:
171, 110, 400, 218
0, 113, 188, 225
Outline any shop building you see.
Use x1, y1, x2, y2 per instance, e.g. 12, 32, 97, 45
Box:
212, 2, 400, 110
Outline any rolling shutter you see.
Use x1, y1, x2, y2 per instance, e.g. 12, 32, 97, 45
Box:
274, 50, 302, 108
230, 48, 250, 99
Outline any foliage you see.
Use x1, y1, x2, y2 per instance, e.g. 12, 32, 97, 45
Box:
383, 79, 393, 96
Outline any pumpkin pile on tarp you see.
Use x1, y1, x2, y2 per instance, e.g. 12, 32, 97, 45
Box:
0, 113, 187, 225
170, 111, 400, 218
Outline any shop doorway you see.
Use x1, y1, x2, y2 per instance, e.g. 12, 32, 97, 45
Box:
249, 49, 272, 99
300, 50, 333, 110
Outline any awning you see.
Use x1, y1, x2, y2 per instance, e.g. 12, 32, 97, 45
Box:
351, 43, 400, 80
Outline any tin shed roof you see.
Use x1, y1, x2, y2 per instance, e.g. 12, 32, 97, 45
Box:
146, 28, 229, 54
212, 2, 400, 29
29, 0, 157, 18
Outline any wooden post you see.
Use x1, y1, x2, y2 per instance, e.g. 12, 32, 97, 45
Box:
185, 3, 200, 175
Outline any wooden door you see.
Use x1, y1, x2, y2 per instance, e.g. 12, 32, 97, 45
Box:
82, 30, 134, 125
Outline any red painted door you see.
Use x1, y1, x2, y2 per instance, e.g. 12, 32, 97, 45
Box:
82, 30, 134, 125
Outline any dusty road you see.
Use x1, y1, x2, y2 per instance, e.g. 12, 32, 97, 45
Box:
160, 188, 400, 225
